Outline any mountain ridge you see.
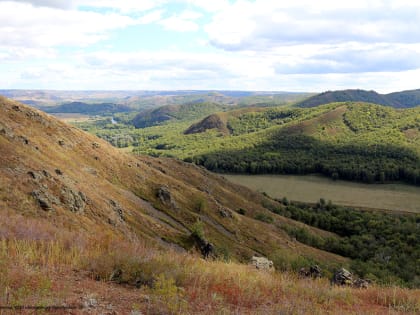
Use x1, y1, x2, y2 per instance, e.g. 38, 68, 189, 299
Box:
296, 89, 420, 108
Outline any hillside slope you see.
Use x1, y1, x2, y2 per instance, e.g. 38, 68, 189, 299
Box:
0, 96, 345, 263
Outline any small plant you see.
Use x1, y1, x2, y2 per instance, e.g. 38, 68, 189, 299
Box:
190, 220, 205, 240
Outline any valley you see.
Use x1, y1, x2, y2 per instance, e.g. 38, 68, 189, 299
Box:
224, 174, 420, 213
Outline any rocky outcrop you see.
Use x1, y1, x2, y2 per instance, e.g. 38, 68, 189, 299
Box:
250, 256, 274, 271
332, 268, 370, 288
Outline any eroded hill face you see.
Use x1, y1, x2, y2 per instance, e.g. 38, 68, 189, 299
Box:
0, 96, 345, 264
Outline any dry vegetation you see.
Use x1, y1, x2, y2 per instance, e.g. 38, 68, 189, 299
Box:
1, 218, 419, 314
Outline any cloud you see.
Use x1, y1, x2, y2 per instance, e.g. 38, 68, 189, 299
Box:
0, 2, 135, 48
205, 1, 420, 50
274, 44, 420, 74
159, 10, 202, 32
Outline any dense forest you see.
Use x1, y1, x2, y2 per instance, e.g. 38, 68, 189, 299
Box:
264, 198, 420, 287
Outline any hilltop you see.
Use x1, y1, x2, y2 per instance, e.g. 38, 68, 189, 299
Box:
296, 89, 420, 108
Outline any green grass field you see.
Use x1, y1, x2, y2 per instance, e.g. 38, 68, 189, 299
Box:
224, 174, 420, 213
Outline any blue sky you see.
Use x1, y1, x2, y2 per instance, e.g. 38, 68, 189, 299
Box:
1, 0, 420, 92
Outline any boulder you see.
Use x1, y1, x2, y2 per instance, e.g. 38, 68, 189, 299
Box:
332, 268, 353, 286
250, 256, 274, 271
156, 186, 177, 209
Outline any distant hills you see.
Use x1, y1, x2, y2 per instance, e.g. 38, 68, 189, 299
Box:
296, 89, 420, 108
41, 102, 133, 115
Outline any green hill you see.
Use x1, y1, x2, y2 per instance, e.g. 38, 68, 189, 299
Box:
132, 102, 225, 128
296, 89, 420, 108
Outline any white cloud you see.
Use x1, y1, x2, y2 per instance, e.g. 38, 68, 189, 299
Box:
0, 2, 135, 48
205, 0, 420, 50
159, 10, 202, 32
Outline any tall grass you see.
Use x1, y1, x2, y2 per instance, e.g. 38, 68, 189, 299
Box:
0, 216, 418, 314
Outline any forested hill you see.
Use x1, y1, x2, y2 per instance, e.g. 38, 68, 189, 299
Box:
296, 89, 420, 108
132, 102, 225, 128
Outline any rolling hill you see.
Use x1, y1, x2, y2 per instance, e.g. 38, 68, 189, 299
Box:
132, 102, 225, 128
296, 89, 420, 108
1, 96, 420, 313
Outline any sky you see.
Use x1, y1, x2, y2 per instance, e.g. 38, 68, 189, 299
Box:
1, 0, 420, 92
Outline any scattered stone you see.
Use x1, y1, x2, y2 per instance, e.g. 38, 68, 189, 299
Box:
58, 140, 65, 146
92, 142, 100, 149
19, 136, 29, 145
250, 256, 275, 272
110, 199, 125, 221
156, 185, 177, 209
42, 170, 51, 178
61, 186, 86, 213
353, 278, 370, 289
332, 268, 353, 286
219, 208, 233, 218
32, 190, 55, 211
12, 105, 21, 111
55, 169, 63, 175
83, 297, 98, 309
27, 171, 42, 181
109, 269, 123, 282
299, 265, 322, 278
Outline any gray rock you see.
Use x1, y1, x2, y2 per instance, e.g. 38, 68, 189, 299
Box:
156, 186, 178, 209
61, 186, 86, 213
332, 268, 353, 286
32, 190, 58, 211
250, 256, 274, 271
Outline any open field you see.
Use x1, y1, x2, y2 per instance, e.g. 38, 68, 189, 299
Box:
224, 174, 420, 213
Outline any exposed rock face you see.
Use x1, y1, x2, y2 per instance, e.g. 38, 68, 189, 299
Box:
250, 256, 274, 271
332, 268, 353, 286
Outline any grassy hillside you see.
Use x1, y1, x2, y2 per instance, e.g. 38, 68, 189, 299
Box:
296, 89, 420, 108
1, 97, 420, 312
